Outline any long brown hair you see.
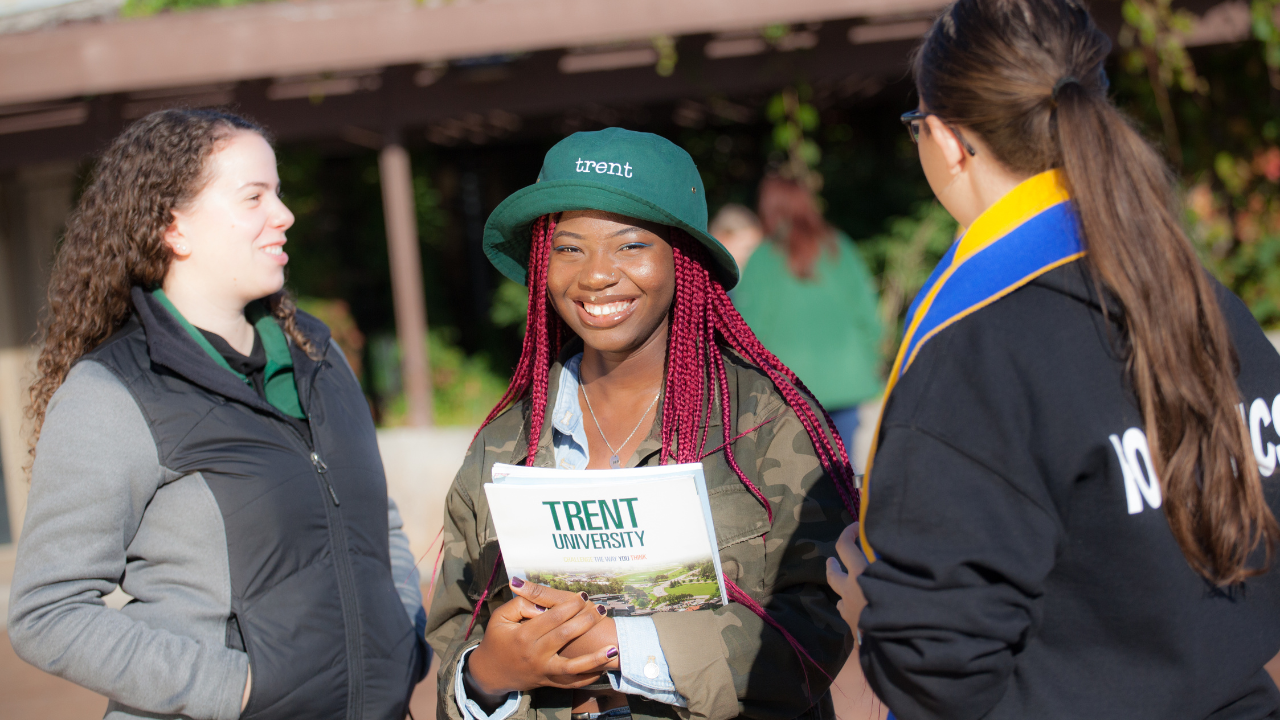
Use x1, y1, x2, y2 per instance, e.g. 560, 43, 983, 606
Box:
28, 108, 317, 457
757, 175, 835, 279
916, 0, 1279, 585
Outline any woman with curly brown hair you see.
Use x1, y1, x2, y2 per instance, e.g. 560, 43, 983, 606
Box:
7, 108, 428, 720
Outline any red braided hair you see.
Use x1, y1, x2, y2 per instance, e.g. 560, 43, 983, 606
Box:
467, 215, 858, 688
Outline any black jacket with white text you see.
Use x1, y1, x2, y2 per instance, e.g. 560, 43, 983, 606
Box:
859, 261, 1280, 720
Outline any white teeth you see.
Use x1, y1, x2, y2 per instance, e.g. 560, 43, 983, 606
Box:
583, 301, 631, 317
262, 246, 283, 255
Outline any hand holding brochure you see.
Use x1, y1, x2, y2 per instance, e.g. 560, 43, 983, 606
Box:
484, 462, 728, 616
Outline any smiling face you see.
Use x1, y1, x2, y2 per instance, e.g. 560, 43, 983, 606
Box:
545, 210, 676, 355
163, 130, 294, 309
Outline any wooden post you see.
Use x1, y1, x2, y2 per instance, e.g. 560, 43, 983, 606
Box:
378, 137, 433, 427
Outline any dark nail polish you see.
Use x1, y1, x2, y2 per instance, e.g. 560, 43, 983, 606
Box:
606, 647, 619, 659
536, 604, 547, 612
596, 605, 606, 616
579, 591, 589, 601
511, 577, 525, 589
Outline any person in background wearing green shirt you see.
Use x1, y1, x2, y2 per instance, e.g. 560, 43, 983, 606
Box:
723, 176, 884, 464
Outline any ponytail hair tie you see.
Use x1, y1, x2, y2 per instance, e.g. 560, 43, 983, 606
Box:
1052, 75, 1080, 101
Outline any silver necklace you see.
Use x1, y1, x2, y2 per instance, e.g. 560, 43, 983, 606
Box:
580, 382, 661, 469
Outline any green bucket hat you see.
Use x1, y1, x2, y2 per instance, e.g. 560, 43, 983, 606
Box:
483, 128, 739, 290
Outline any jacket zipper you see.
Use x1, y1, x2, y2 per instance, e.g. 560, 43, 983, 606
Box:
311, 452, 340, 506
290, 355, 364, 720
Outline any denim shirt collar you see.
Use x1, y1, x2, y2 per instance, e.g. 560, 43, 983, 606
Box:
526, 342, 711, 469
550, 353, 592, 470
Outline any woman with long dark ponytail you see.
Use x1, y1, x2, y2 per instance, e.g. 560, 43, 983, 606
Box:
826, 0, 1280, 717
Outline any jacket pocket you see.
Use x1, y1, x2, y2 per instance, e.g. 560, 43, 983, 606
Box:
708, 485, 770, 549
235, 591, 349, 720
227, 614, 255, 717
226, 614, 247, 652
708, 485, 770, 593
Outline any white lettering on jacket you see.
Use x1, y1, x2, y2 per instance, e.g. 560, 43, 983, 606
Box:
1113, 393, 1280, 515
1110, 427, 1163, 514
1247, 396, 1279, 477
575, 158, 633, 178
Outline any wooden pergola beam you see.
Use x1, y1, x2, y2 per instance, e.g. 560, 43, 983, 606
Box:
0, 0, 947, 107
0, 23, 931, 170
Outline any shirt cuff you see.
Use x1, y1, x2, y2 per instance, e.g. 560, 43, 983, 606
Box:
455, 647, 522, 720
608, 617, 688, 707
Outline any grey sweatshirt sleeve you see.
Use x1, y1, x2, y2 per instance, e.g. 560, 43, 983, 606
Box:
388, 495, 427, 639
7, 361, 249, 720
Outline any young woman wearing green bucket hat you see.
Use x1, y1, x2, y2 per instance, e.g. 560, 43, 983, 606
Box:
426, 128, 860, 720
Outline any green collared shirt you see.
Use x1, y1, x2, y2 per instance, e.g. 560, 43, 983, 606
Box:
151, 288, 306, 419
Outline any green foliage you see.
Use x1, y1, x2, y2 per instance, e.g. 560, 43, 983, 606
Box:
274, 144, 522, 425
761, 24, 791, 44
667, 581, 719, 597
860, 202, 959, 359
766, 86, 823, 190
1253, 0, 1280, 81
1186, 153, 1280, 327
414, 172, 449, 250
652, 36, 679, 77
121, 0, 267, 17
526, 574, 625, 597
373, 328, 509, 427
489, 278, 530, 333
1120, 0, 1206, 94
686, 560, 716, 580
426, 329, 509, 426
1119, 0, 1210, 167
1113, 4, 1280, 328
651, 581, 720, 607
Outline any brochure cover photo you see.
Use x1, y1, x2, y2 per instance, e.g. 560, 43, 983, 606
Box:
484, 462, 728, 616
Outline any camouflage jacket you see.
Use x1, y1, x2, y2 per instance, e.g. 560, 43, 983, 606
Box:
426, 343, 854, 720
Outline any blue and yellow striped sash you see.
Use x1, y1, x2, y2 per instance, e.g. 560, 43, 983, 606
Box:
860, 169, 1085, 560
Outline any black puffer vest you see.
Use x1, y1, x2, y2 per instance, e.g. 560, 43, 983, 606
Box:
82, 288, 425, 720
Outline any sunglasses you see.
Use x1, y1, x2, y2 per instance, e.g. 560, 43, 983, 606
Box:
900, 109, 977, 157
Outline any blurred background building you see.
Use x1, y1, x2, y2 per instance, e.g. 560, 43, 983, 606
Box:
0, 0, 1277, 714
0, 0, 978, 551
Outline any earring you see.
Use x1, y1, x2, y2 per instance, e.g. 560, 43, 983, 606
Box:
175, 244, 188, 255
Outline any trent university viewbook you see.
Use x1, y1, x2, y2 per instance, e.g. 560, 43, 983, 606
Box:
484, 462, 728, 616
